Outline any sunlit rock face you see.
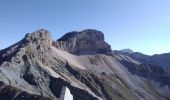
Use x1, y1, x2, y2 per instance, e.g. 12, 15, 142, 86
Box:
53, 29, 112, 55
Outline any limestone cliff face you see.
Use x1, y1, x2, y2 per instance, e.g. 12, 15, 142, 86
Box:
53, 29, 111, 55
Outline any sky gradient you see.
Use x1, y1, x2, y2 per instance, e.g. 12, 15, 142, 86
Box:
0, 0, 170, 55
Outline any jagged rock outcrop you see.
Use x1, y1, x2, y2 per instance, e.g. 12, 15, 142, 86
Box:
25, 29, 52, 46
53, 29, 111, 55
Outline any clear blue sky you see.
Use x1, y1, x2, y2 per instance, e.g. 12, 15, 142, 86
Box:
0, 0, 170, 55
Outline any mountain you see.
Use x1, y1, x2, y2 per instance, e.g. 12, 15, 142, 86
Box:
118, 51, 170, 68
0, 29, 170, 100
53, 29, 111, 55
120, 49, 134, 54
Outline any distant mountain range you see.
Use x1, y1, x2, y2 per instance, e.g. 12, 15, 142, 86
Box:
117, 49, 170, 68
0, 29, 169, 100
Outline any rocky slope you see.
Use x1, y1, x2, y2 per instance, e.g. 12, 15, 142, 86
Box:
0, 29, 169, 100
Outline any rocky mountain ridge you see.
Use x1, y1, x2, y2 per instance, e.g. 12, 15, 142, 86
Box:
0, 29, 169, 100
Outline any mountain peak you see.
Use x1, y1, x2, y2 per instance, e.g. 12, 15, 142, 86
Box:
0, 29, 52, 65
120, 48, 134, 53
53, 29, 111, 55
58, 29, 104, 41
25, 29, 52, 46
